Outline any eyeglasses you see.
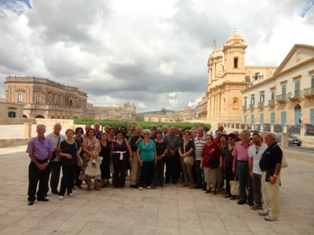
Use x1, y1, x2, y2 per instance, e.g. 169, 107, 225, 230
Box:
77, 130, 83, 133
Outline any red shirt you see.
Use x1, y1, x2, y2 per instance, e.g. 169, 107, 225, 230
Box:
202, 144, 222, 168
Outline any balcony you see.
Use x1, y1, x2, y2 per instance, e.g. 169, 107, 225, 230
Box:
258, 102, 264, 108
249, 104, 255, 109
276, 94, 288, 104
288, 90, 303, 101
303, 87, 314, 99
268, 99, 275, 107
242, 105, 247, 111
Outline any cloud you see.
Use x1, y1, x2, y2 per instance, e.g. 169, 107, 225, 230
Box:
0, 0, 313, 113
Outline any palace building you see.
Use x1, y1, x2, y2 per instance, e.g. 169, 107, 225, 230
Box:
4, 77, 88, 119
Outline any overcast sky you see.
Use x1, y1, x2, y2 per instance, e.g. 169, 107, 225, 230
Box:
0, 0, 314, 112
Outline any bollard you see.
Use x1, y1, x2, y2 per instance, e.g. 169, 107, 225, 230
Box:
281, 132, 289, 150
24, 123, 32, 140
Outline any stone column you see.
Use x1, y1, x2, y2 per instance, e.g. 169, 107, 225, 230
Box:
24, 123, 32, 140
281, 132, 289, 150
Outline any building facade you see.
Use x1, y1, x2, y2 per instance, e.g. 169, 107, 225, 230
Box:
242, 44, 314, 126
0, 98, 24, 118
4, 77, 88, 119
92, 102, 137, 121
144, 107, 196, 122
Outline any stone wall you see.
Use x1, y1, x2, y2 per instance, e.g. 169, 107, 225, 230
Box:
0, 118, 37, 125
0, 138, 29, 148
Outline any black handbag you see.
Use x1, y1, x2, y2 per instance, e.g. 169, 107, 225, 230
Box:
51, 137, 60, 160
208, 157, 220, 169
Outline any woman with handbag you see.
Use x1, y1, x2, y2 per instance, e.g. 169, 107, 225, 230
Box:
200, 134, 222, 195
81, 128, 102, 191
178, 130, 195, 188
58, 129, 80, 200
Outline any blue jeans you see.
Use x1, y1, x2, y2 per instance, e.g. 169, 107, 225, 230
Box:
237, 161, 254, 203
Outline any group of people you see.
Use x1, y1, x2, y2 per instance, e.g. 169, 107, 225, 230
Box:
27, 123, 282, 222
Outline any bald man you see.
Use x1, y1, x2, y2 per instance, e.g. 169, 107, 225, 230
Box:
259, 133, 282, 222
46, 123, 65, 194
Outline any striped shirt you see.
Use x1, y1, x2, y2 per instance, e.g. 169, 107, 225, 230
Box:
194, 135, 206, 160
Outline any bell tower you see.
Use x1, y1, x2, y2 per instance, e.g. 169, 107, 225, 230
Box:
222, 28, 247, 82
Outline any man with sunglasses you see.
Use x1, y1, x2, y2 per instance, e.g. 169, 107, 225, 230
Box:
248, 133, 267, 210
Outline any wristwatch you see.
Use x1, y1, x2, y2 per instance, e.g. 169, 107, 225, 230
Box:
47, 160, 50, 163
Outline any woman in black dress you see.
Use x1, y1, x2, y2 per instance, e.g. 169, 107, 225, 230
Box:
154, 131, 168, 187
74, 127, 84, 189
99, 132, 111, 187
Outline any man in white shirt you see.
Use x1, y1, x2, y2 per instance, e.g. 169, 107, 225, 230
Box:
248, 133, 268, 210
193, 126, 206, 188
46, 123, 65, 194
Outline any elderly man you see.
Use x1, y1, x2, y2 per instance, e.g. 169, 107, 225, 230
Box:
164, 126, 181, 184
232, 130, 254, 206
26, 124, 54, 205
193, 126, 206, 188
94, 122, 103, 140
129, 126, 144, 188
46, 123, 65, 194
162, 125, 169, 139
233, 130, 241, 142
259, 133, 282, 221
83, 124, 91, 139
248, 133, 268, 210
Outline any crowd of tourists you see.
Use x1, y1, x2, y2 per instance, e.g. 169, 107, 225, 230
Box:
26, 122, 283, 222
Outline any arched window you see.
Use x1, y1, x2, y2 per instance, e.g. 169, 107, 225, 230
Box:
54, 96, 58, 105
234, 57, 238, 68
59, 97, 63, 106
70, 100, 73, 107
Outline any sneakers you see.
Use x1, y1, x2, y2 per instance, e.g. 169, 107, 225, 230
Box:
58, 196, 64, 200
146, 186, 151, 189
139, 187, 144, 190
264, 215, 278, 221
250, 205, 263, 210
258, 211, 269, 216
67, 193, 73, 197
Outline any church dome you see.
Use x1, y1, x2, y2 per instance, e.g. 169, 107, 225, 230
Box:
225, 28, 246, 45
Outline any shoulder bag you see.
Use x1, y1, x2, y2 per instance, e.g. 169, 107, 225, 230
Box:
75, 141, 83, 166
183, 140, 194, 166
51, 137, 60, 160
230, 174, 240, 196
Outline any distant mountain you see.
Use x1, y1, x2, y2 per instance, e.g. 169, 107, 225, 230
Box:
137, 110, 174, 115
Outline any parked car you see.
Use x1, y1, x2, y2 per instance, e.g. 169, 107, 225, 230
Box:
275, 133, 302, 146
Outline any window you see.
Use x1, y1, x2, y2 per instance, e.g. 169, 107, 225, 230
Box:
295, 80, 300, 96
234, 58, 238, 68
251, 96, 255, 105
259, 94, 265, 103
35, 94, 42, 103
54, 96, 58, 105
282, 84, 286, 99
244, 115, 247, 124
244, 98, 247, 106
281, 111, 287, 125
254, 72, 260, 80
17, 93, 23, 102
312, 75, 314, 87
70, 100, 73, 107
260, 113, 264, 124
8, 111, 16, 118
251, 114, 254, 124
59, 97, 63, 106
271, 91, 275, 100
48, 95, 52, 104
270, 113, 275, 124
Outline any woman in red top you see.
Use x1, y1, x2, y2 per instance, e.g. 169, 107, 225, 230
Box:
201, 134, 223, 195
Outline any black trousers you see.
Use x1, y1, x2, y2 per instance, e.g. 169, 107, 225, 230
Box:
165, 154, 180, 183
75, 165, 82, 187
139, 160, 155, 187
156, 159, 165, 186
113, 160, 127, 187
225, 167, 236, 196
59, 165, 76, 196
28, 161, 49, 201
48, 161, 61, 192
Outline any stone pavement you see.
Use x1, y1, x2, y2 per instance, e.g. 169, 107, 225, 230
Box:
0, 145, 314, 235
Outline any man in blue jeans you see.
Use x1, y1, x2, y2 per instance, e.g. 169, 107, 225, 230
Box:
232, 130, 254, 205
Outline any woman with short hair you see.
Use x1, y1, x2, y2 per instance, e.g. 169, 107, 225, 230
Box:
74, 127, 84, 189
201, 134, 223, 195
58, 129, 80, 200
224, 133, 237, 199
81, 128, 102, 191
99, 132, 112, 187
137, 129, 157, 190
154, 131, 168, 187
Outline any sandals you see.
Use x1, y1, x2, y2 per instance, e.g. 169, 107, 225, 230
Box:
230, 195, 236, 200
211, 190, 216, 195
224, 194, 231, 198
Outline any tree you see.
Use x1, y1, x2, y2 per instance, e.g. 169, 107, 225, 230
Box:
161, 107, 166, 114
